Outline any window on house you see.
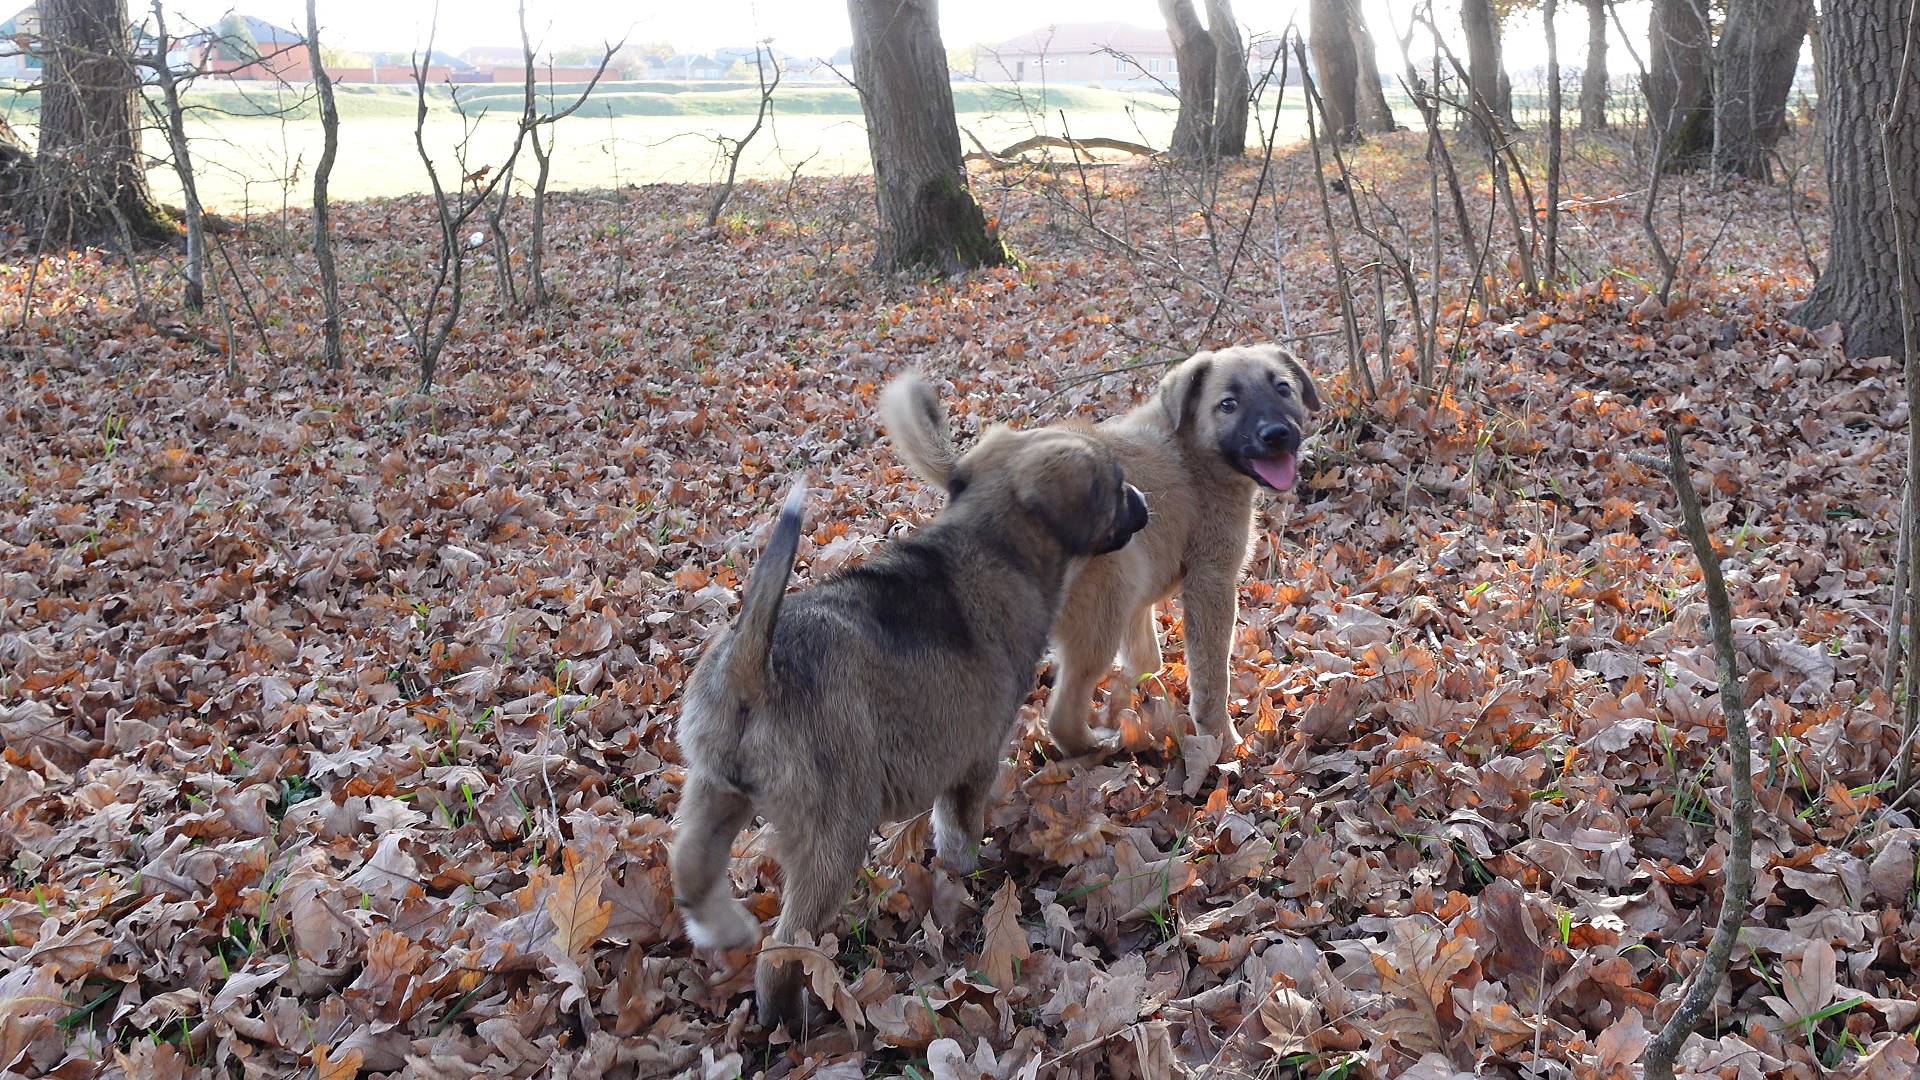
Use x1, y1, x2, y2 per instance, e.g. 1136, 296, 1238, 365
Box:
1114, 56, 1126, 73
1147, 57, 1161, 73
1168, 57, 1177, 73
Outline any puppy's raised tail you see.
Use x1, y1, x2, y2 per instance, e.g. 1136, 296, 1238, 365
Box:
880, 371, 960, 489
725, 477, 807, 697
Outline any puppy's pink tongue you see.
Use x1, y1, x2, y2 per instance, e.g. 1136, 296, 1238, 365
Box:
1250, 452, 1298, 490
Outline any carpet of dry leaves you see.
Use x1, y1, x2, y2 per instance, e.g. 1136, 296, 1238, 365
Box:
2, 130, 1917, 1080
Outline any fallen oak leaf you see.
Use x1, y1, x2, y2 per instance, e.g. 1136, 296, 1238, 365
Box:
978, 877, 1030, 990
542, 846, 613, 1008
548, 846, 613, 962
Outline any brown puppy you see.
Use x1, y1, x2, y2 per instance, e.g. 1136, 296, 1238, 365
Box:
882, 344, 1319, 755
670, 412, 1149, 1030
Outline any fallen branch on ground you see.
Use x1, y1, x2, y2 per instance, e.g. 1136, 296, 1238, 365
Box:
962, 130, 1159, 168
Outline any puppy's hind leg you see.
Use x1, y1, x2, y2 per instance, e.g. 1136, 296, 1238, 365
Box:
934, 759, 1000, 875
756, 817, 867, 1032
669, 775, 758, 950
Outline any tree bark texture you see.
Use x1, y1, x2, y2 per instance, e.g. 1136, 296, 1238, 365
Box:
1206, 0, 1249, 157
848, 0, 1007, 274
1460, 0, 1516, 129
1648, 0, 1715, 169
1715, 0, 1812, 178
1159, 0, 1217, 159
36, 0, 170, 246
1795, 0, 1919, 358
1581, 0, 1610, 130
1309, 0, 1359, 143
1348, 0, 1395, 133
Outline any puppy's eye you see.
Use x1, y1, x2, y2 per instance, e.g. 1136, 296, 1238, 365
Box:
948, 473, 969, 498
1218, 397, 1238, 414
1275, 381, 1294, 397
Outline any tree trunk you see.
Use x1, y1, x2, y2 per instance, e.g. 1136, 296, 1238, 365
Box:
1715, 0, 1811, 179
1460, 0, 1516, 130
1159, 0, 1217, 160
1794, 0, 1918, 358
848, 0, 1007, 274
1348, 0, 1395, 133
1309, 0, 1359, 143
1581, 0, 1610, 130
1206, 0, 1249, 157
1648, 0, 1715, 170
306, 0, 343, 366
36, 0, 170, 246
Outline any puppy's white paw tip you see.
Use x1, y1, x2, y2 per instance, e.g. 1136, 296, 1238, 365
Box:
682, 904, 758, 951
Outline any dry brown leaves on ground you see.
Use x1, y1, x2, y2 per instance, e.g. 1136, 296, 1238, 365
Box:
1, 133, 1917, 1078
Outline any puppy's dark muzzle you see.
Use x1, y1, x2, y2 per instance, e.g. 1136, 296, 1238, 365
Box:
1096, 483, 1150, 555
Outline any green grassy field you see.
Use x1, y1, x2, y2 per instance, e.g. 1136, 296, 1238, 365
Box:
0, 79, 1352, 210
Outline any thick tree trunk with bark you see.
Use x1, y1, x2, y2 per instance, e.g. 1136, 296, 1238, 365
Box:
1460, 0, 1516, 129
1581, 0, 1610, 130
1309, 0, 1359, 143
1206, 0, 1249, 157
1795, 0, 1918, 357
34, 0, 169, 246
848, 0, 1007, 274
1159, 0, 1217, 159
1648, 0, 1715, 169
1348, 0, 1395, 133
1715, 0, 1811, 178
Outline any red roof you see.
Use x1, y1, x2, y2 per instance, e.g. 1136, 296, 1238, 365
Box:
985, 21, 1173, 57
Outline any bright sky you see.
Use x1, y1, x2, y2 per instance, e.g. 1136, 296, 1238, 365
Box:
164, 0, 1657, 71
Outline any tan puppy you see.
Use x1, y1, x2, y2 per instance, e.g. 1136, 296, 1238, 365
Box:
882, 344, 1319, 755
670, 408, 1149, 1030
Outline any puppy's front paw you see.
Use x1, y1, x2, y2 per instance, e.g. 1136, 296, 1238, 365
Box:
1050, 727, 1120, 759
680, 895, 759, 951
1198, 717, 1242, 761
934, 830, 979, 875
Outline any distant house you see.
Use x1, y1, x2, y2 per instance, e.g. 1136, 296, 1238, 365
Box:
647, 51, 723, 79
180, 14, 308, 81
641, 45, 827, 82
783, 46, 851, 83
975, 22, 1177, 85
460, 45, 524, 70
0, 4, 39, 76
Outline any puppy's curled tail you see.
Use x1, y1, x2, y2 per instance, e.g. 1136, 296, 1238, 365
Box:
725, 477, 807, 697
880, 370, 960, 489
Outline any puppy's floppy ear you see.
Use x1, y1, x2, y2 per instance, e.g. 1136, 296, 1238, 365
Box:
1156, 356, 1214, 432
1275, 349, 1322, 413
1012, 434, 1107, 553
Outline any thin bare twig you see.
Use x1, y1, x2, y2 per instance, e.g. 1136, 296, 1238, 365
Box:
1643, 426, 1757, 1080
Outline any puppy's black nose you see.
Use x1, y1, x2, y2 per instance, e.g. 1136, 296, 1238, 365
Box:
1256, 422, 1298, 452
